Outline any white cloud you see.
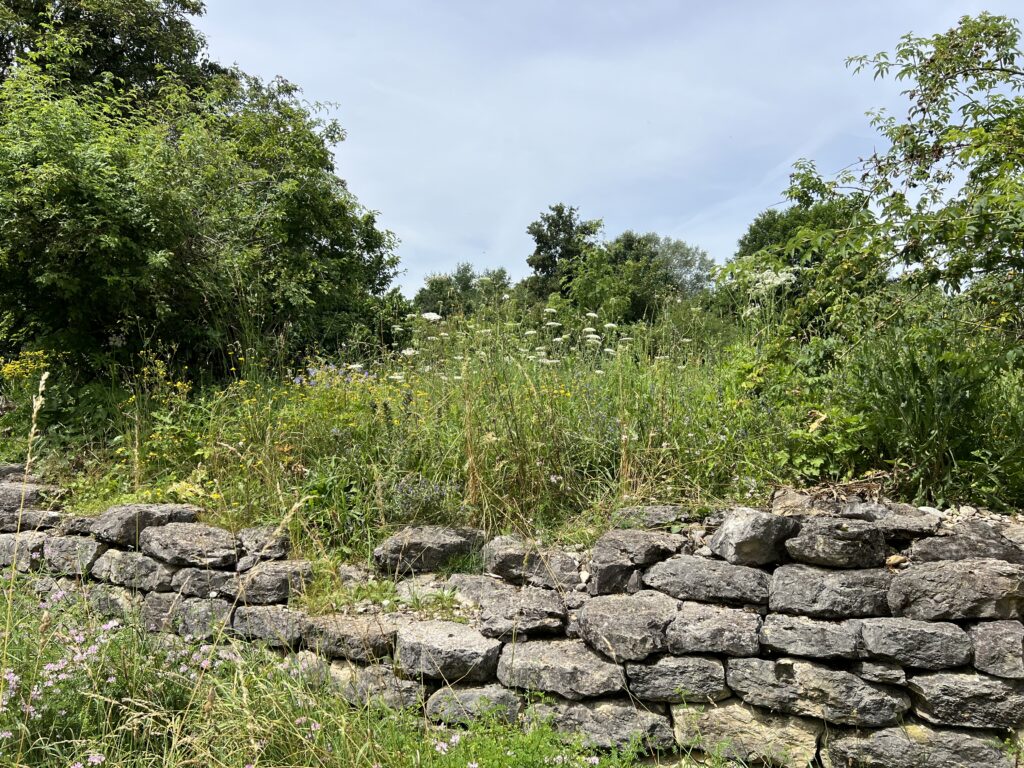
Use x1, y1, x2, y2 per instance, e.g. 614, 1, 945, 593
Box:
194, 0, 1021, 294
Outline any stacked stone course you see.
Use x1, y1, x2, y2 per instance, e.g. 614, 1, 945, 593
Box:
3, 465, 1024, 767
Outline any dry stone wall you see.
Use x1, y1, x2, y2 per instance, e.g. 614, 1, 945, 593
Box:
3, 464, 1024, 768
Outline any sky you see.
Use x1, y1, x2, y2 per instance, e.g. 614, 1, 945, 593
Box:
194, 1, 1021, 296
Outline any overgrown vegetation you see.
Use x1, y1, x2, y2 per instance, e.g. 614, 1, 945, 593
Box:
2, 574, 691, 767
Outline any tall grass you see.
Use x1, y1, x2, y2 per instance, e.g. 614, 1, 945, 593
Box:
11, 303, 810, 555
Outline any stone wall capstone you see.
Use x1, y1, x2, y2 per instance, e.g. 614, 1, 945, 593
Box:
3, 465, 1024, 768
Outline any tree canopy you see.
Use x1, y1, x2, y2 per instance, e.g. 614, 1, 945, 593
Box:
0, 1, 396, 369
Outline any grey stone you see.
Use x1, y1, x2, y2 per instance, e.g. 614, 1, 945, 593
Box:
853, 661, 907, 685
770, 565, 893, 618
496, 639, 624, 699
587, 529, 688, 595
92, 549, 176, 591
42, 535, 107, 576
842, 500, 942, 540
672, 698, 823, 768
0, 463, 25, 481
232, 605, 311, 647
708, 507, 800, 566
174, 597, 232, 640
446, 573, 509, 606
143, 591, 178, 632
577, 590, 678, 661
0, 481, 56, 512
888, 559, 1024, 620
329, 661, 430, 709
908, 670, 1024, 729
481, 535, 580, 590
54, 516, 96, 536
305, 614, 399, 662
425, 684, 523, 725
666, 601, 761, 656
643, 554, 769, 606
531, 697, 674, 751
87, 583, 142, 618
759, 614, 863, 659
395, 620, 501, 682
224, 560, 312, 605
859, 617, 972, 669
910, 520, 1024, 565
822, 723, 1014, 768
726, 657, 911, 727
477, 584, 567, 640
140, 522, 237, 568
90, 503, 199, 547
171, 567, 239, 598
373, 525, 485, 575
0, 531, 47, 571
236, 525, 289, 571
625, 655, 729, 704
969, 620, 1024, 678
0, 507, 62, 533
784, 519, 887, 568
614, 504, 692, 529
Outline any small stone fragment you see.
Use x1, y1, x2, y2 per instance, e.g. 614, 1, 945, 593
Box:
43, 535, 107, 576
395, 620, 501, 682
90, 503, 199, 547
329, 661, 430, 709
0, 531, 48, 571
305, 614, 399, 662
140, 522, 237, 568
425, 684, 523, 725
530, 697, 674, 751
577, 590, 678, 661
667, 601, 761, 657
481, 535, 580, 590
626, 655, 729, 703
852, 661, 907, 686
784, 519, 887, 568
373, 526, 485, 575
496, 639, 624, 700
888, 559, 1024, 620
726, 657, 911, 727
822, 723, 1014, 768
770, 565, 892, 618
587, 529, 688, 595
643, 554, 769, 606
759, 614, 863, 659
859, 617, 972, 669
92, 549, 177, 591
672, 698, 823, 768
708, 507, 800, 566
908, 670, 1024, 729
232, 605, 311, 647
969, 620, 1024, 679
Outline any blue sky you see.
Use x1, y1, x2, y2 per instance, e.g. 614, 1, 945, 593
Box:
194, 1, 1021, 295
